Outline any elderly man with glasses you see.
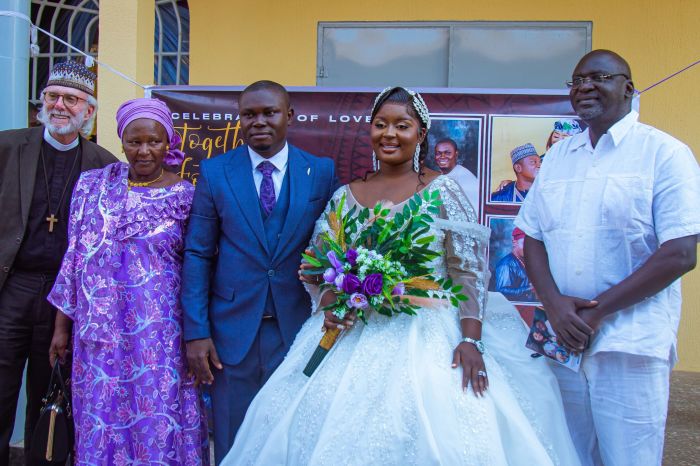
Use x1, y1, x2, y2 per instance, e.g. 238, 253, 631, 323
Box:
0, 60, 116, 464
516, 49, 700, 466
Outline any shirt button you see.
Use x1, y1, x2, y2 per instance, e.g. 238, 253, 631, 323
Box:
268, 269, 275, 277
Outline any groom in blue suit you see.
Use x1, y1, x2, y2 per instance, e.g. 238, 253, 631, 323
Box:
181, 81, 336, 463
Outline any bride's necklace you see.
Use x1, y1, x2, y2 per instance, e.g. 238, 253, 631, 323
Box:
128, 168, 164, 190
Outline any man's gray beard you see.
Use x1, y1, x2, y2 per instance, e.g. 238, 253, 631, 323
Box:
576, 105, 604, 122
36, 106, 87, 136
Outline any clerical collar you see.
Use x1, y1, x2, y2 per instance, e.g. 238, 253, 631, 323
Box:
43, 127, 80, 151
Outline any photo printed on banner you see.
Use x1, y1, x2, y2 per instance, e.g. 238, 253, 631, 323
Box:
424, 116, 483, 211
486, 215, 539, 305
487, 115, 583, 206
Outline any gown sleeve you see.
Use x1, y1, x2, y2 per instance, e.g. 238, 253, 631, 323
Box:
435, 177, 491, 321
303, 186, 348, 314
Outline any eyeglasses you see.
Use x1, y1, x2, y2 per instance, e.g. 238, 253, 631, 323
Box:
566, 74, 629, 89
42, 91, 87, 108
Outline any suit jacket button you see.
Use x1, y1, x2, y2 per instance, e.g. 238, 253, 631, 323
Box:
268, 269, 275, 277
16, 237, 21, 244
2, 266, 9, 273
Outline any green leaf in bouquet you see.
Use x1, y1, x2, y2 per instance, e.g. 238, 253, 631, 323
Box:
427, 205, 441, 215
402, 204, 411, 219
423, 189, 431, 201
302, 253, 322, 267
358, 207, 370, 223
450, 296, 460, 307
379, 208, 391, 217
419, 213, 434, 224
409, 198, 419, 213
457, 294, 468, 301
394, 212, 404, 226
451, 284, 463, 293
444, 278, 453, 289
376, 306, 392, 317
416, 235, 435, 245
373, 203, 382, 215
431, 189, 440, 200
345, 205, 357, 223
327, 240, 345, 256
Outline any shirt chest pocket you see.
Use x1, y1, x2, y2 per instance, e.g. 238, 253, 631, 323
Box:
601, 176, 653, 228
536, 181, 572, 232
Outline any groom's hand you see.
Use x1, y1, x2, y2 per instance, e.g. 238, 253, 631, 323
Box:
186, 338, 222, 386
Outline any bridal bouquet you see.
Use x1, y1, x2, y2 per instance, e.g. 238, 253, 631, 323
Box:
301, 189, 467, 376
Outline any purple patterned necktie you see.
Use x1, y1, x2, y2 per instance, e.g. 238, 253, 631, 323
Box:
257, 161, 276, 216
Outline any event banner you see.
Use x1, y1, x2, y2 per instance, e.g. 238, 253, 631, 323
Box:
150, 86, 579, 322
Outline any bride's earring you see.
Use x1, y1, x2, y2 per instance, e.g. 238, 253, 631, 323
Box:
372, 151, 380, 171
413, 144, 420, 172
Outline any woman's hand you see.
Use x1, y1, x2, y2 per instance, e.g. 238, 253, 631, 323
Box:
322, 309, 356, 332
298, 249, 323, 286
49, 329, 70, 367
452, 342, 488, 397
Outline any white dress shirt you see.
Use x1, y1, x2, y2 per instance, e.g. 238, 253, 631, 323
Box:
249, 143, 289, 198
516, 110, 700, 363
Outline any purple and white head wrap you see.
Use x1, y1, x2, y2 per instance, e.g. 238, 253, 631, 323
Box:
116, 97, 185, 166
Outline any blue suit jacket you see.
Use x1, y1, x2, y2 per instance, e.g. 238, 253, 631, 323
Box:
181, 144, 337, 365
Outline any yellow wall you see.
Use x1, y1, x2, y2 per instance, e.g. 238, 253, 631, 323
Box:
97, 0, 155, 158
184, 0, 699, 370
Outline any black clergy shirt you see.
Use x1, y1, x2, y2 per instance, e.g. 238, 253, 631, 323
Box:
13, 140, 82, 273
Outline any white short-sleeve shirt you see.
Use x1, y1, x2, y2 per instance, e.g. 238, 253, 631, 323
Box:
515, 110, 700, 363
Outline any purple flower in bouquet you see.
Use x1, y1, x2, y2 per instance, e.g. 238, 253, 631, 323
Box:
334, 273, 345, 291
323, 268, 337, 283
362, 273, 383, 296
342, 273, 361, 294
327, 251, 344, 273
346, 248, 358, 266
347, 293, 369, 309
391, 283, 406, 296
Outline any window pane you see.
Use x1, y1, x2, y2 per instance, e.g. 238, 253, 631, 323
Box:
319, 27, 449, 87
450, 25, 589, 89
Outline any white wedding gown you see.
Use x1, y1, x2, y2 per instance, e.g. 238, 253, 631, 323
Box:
222, 176, 580, 466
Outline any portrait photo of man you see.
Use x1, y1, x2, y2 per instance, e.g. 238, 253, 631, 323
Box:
490, 143, 541, 204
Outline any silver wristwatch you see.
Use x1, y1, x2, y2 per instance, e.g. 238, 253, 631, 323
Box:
462, 337, 485, 354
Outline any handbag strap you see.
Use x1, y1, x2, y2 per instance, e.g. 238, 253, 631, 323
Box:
44, 360, 69, 401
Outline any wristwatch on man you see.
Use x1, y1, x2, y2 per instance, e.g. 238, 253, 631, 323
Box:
461, 337, 485, 354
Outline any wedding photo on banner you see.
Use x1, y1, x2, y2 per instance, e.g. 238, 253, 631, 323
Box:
150, 85, 580, 324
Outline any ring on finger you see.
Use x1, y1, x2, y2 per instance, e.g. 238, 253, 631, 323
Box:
477, 370, 487, 378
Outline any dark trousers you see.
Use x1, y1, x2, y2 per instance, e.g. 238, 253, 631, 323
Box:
211, 319, 286, 465
0, 271, 61, 466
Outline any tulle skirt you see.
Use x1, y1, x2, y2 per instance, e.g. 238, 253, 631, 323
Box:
222, 292, 580, 466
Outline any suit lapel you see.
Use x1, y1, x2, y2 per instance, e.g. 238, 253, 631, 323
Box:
224, 146, 269, 255
273, 146, 311, 261
19, 128, 43, 227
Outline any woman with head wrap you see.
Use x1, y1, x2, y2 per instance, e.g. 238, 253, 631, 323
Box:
47, 98, 209, 464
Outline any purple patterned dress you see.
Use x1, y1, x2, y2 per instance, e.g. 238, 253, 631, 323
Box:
48, 162, 209, 465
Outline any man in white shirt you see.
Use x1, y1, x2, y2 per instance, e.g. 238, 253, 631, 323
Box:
433, 138, 479, 208
515, 50, 700, 466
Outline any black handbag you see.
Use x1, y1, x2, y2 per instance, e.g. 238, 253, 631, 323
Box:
30, 361, 74, 463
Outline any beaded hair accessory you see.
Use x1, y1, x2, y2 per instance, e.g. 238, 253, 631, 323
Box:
372, 86, 431, 130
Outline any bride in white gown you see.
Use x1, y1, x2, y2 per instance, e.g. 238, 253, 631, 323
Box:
222, 87, 580, 466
